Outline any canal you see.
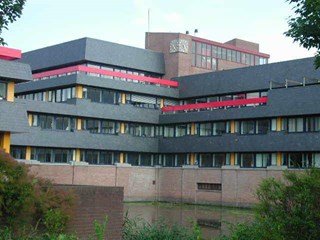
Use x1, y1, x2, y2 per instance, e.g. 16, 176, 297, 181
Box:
124, 202, 254, 240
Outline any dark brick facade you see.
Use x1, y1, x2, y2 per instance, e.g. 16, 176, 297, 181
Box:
55, 185, 123, 240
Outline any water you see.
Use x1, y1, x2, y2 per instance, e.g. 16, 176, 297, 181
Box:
124, 202, 254, 240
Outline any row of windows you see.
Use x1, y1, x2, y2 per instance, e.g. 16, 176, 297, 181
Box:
10, 147, 74, 163
30, 114, 163, 137
282, 116, 320, 133
83, 87, 119, 104
31, 114, 76, 130
17, 86, 179, 110
29, 113, 320, 138
191, 40, 268, 70
17, 87, 76, 102
10, 147, 320, 169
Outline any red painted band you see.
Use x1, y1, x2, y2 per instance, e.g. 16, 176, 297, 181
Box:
0, 46, 21, 60
161, 97, 268, 112
33, 65, 179, 87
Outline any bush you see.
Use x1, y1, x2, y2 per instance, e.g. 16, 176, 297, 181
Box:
0, 150, 34, 226
0, 150, 74, 237
123, 215, 202, 240
218, 169, 320, 240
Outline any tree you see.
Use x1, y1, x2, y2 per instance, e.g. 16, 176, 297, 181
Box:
0, 0, 27, 46
217, 169, 320, 240
285, 0, 320, 68
0, 149, 75, 238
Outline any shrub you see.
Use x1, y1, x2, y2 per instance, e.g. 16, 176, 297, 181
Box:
123, 215, 202, 240
0, 150, 34, 226
217, 169, 320, 240
0, 150, 75, 237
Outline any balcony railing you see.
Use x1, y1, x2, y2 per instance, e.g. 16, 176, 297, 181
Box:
161, 97, 268, 113
32, 65, 179, 88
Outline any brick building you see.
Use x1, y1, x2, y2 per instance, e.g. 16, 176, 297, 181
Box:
145, 32, 269, 79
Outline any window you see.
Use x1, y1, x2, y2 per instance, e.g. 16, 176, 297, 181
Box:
306, 116, 320, 132
237, 153, 272, 168
164, 126, 175, 137
199, 154, 212, 167
127, 153, 139, 166
102, 89, 118, 104
39, 115, 54, 129
163, 154, 175, 167
288, 118, 304, 132
86, 87, 101, 102
10, 146, 26, 159
197, 183, 222, 191
256, 119, 269, 134
53, 149, 69, 163
240, 153, 254, 168
198, 153, 227, 168
56, 116, 70, 130
101, 121, 117, 134
213, 122, 229, 135
0, 82, 7, 100
176, 154, 188, 166
142, 125, 154, 137
255, 153, 269, 167
241, 120, 255, 134
100, 151, 115, 165
199, 123, 212, 136
175, 124, 187, 137
83, 150, 99, 164
37, 148, 52, 163
192, 41, 213, 69
84, 119, 100, 133
213, 154, 225, 167
80, 150, 118, 165
140, 153, 153, 166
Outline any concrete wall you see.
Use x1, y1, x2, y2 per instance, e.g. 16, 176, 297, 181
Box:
28, 163, 286, 207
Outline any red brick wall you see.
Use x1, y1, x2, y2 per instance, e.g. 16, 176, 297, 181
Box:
55, 185, 123, 240
146, 32, 261, 80
28, 164, 291, 207
224, 38, 259, 52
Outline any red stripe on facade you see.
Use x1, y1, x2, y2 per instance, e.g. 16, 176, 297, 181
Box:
33, 65, 179, 87
161, 97, 268, 112
0, 46, 21, 60
33, 66, 80, 79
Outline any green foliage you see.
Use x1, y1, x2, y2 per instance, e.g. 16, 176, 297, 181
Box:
285, 0, 320, 68
44, 209, 70, 235
0, 150, 75, 238
90, 215, 109, 240
0, 150, 34, 226
123, 214, 202, 240
217, 169, 320, 240
255, 169, 320, 240
0, 226, 78, 240
0, 0, 27, 45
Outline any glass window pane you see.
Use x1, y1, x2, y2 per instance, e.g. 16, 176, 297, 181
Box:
213, 122, 226, 135
199, 154, 212, 167
199, 123, 211, 136
256, 119, 269, 134
0, 82, 7, 100
241, 153, 254, 168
